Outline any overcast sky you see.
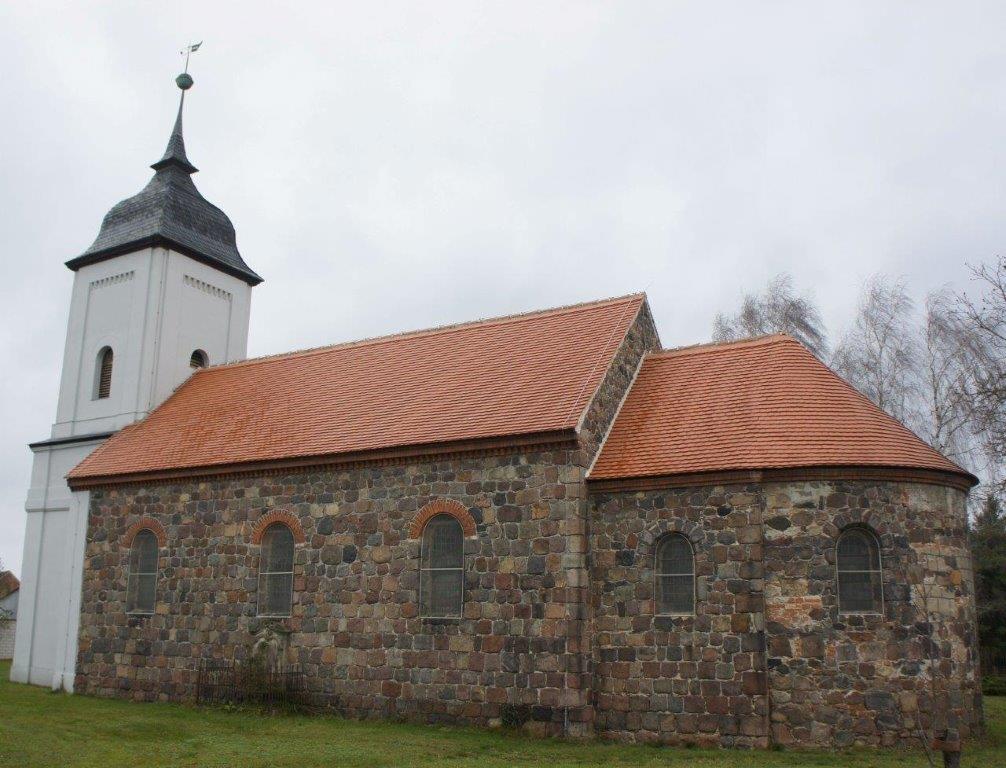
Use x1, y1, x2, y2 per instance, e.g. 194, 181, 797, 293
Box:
1, 2, 1004, 575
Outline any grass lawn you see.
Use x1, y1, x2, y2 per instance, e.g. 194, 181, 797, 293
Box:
1, 662, 1003, 768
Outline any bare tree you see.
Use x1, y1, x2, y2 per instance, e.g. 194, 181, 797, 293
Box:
713, 273, 828, 358
955, 257, 1006, 477
830, 270, 1002, 486
916, 290, 983, 464
832, 275, 917, 424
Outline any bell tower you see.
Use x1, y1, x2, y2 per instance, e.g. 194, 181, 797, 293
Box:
12, 63, 261, 689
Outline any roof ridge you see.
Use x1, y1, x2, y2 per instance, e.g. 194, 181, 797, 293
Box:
652, 333, 794, 359
209, 292, 646, 371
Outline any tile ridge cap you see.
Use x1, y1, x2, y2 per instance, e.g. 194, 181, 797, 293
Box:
207, 293, 648, 371
651, 333, 794, 359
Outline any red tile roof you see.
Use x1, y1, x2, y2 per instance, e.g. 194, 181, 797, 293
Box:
589, 334, 973, 485
0, 571, 18, 599
69, 294, 646, 484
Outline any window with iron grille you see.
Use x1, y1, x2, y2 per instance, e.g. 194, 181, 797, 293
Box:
655, 534, 695, 615
836, 528, 883, 614
126, 529, 158, 614
95, 347, 113, 399
189, 349, 208, 369
420, 514, 464, 618
258, 523, 294, 617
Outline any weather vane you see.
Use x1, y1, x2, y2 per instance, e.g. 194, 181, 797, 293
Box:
176, 41, 202, 91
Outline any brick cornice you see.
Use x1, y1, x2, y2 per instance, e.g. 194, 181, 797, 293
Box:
123, 517, 167, 548
251, 510, 306, 545
587, 465, 976, 494
68, 429, 577, 490
409, 498, 477, 539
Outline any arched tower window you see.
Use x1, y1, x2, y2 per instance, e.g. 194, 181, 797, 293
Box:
655, 534, 695, 615
126, 529, 158, 614
258, 523, 294, 617
189, 349, 208, 369
94, 346, 113, 400
420, 514, 464, 618
836, 528, 883, 614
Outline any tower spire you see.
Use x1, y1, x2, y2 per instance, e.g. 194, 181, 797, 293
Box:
151, 64, 198, 174
69, 43, 263, 286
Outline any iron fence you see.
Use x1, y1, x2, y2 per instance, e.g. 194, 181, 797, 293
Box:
195, 657, 308, 710
980, 647, 1006, 676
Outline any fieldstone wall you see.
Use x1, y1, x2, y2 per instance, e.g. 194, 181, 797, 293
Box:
588, 485, 770, 747
76, 450, 587, 733
762, 480, 982, 748
588, 478, 980, 748
577, 301, 659, 457
76, 471, 979, 747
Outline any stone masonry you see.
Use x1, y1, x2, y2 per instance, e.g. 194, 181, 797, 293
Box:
588, 478, 981, 747
79, 450, 590, 734
761, 479, 981, 748
589, 484, 770, 748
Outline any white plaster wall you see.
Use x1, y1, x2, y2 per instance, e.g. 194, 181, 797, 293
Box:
150, 251, 251, 407
52, 248, 252, 439
12, 440, 94, 690
14, 246, 254, 690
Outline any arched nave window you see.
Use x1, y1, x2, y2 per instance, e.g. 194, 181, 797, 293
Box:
126, 529, 158, 614
419, 514, 464, 618
655, 534, 695, 615
258, 523, 295, 617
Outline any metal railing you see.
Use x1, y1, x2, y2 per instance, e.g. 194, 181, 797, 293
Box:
980, 647, 1006, 676
195, 657, 307, 709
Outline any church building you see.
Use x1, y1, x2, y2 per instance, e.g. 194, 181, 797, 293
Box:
13, 72, 982, 749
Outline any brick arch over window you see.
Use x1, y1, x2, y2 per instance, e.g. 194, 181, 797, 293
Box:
251, 510, 306, 545
409, 499, 478, 539
833, 518, 887, 538
123, 517, 167, 548
638, 518, 703, 560
829, 512, 893, 549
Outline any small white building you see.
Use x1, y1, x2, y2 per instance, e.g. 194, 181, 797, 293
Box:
11, 73, 261, 689
0, 573, 18, 660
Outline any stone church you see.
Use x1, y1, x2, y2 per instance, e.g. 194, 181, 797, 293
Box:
13, 73, 982, 749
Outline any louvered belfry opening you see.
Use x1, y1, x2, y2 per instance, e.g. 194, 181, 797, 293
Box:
189, 349, 208, 369
96, 347, 113, 399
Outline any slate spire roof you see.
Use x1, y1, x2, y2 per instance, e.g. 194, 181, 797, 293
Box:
66, 80, 262, 285
151, 97, 198, 175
